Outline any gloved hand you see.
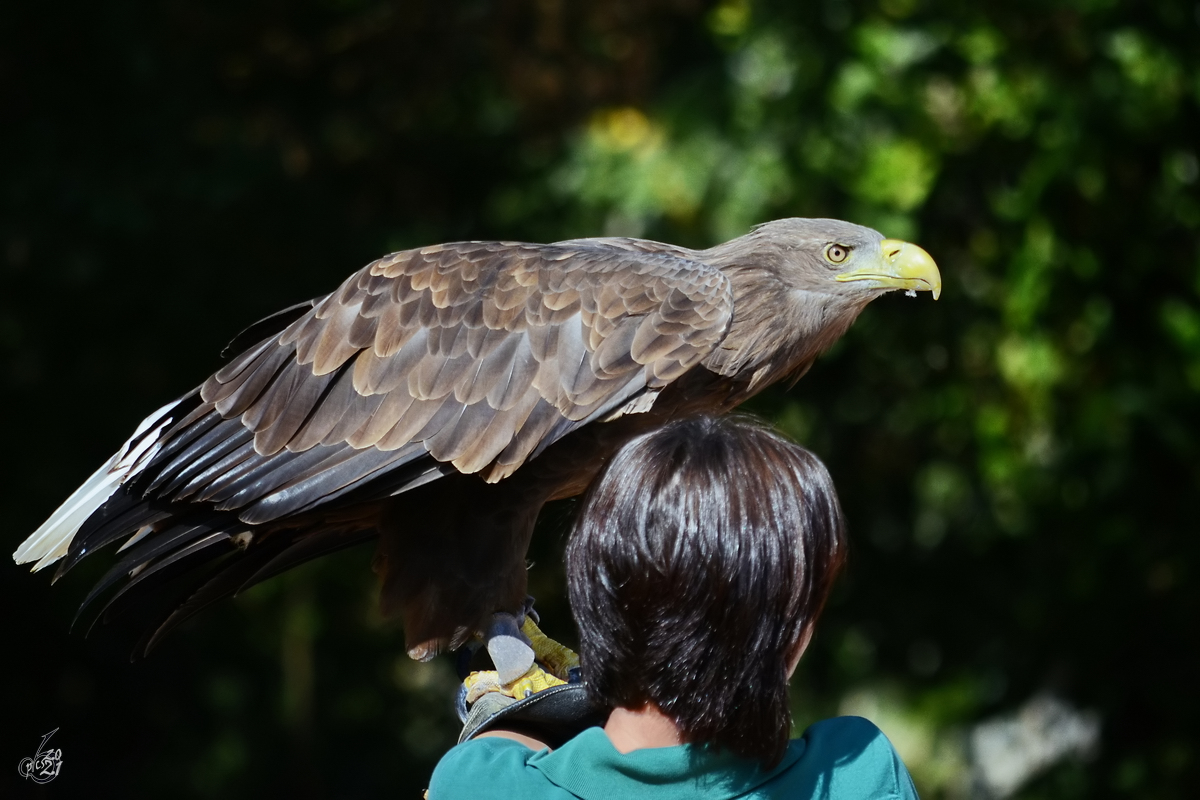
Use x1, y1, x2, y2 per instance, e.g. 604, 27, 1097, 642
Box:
455, 619, 604, 747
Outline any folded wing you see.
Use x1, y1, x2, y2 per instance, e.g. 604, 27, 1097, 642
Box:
15, 238, 734, 635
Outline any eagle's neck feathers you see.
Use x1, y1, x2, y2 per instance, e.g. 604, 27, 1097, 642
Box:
699, 244, 868, 398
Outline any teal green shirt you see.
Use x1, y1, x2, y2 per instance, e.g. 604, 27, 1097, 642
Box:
428, 716, 918, 799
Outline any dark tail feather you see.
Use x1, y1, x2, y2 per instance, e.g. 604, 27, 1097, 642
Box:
138, 538, 293, 656
54, 499, 171, 581
71, 518, 229, 629
87, 532, 235, 644
238, 526, 377, 594
139, 524, 378, 655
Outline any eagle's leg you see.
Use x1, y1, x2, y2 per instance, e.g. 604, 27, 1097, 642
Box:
520, 615, 579, 682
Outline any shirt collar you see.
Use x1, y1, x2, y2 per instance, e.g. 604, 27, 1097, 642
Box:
528, 728, 805, 800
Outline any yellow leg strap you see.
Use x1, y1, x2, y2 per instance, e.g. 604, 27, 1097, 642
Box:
464, 664, 565, 703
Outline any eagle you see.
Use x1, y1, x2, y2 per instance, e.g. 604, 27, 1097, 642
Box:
14, 218, 939, 681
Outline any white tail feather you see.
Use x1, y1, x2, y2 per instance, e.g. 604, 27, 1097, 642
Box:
13, 399, 184, 571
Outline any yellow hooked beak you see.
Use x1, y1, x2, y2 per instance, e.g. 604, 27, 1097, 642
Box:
835, 239, 942, 300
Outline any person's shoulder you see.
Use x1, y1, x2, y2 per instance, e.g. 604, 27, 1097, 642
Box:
784, 716, 919, 799
428, 737, 551, 799
802, 715, 895, 751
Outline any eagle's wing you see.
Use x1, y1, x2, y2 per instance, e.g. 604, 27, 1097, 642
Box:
184, 238, 732, 515
17, 238, 733, 603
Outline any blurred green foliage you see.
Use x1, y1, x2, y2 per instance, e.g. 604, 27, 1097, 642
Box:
2, 0, 1197, 797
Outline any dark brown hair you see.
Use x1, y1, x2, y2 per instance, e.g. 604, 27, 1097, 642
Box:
566, 415, 847, 767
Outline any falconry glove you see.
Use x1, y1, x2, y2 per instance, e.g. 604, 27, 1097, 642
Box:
456, 618, 603, 747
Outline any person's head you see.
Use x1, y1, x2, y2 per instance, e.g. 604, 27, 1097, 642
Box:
566, 415, 847, 768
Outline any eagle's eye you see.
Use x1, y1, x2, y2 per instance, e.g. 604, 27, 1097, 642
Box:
824, 244, 851, 264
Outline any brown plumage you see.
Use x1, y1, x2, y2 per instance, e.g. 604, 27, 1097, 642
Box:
14, 218, 940, 659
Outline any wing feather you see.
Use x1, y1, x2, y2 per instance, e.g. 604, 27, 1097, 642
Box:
450, 388, 542, 474
465, 333, 530, 407
311, 298, 364, 376
204, 447, 334, 507
347, 392, 424, 449
173, 440, 260, 502
411, 351, 476, 400
252, 366, 340, 456
354, 329, 429, 395
205, 345, 293, 417
144, 411, 225, 491
372, 299, 421, 357
211, 338, 274, 385
153, 419, 255, 496
289, 365, 378, 451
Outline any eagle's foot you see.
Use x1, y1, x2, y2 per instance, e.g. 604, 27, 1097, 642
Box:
481, 597, 578, 685
464, 663, 566, 704
520, 616, 580, 682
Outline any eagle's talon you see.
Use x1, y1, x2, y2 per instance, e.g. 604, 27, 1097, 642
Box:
522, 595, 540, 626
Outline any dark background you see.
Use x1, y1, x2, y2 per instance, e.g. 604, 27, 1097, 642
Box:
2, 1, 1197, 797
